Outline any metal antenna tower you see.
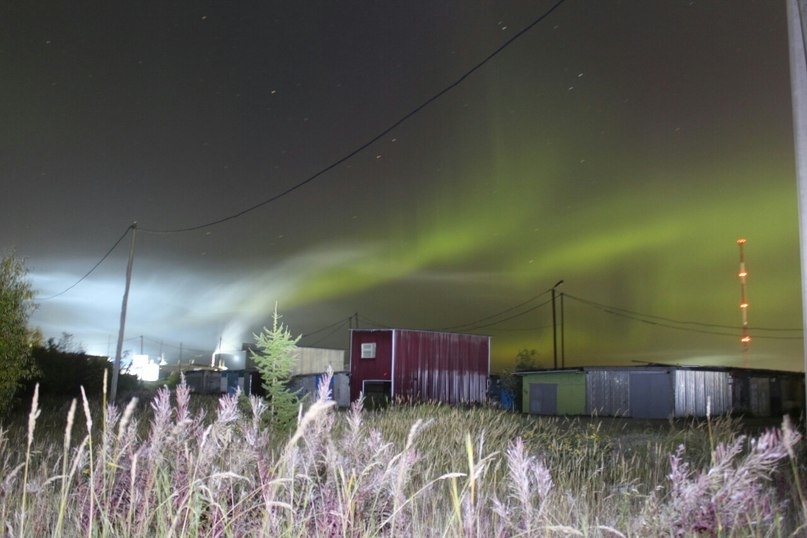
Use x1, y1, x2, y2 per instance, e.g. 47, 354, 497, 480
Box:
737, 238, 751, 366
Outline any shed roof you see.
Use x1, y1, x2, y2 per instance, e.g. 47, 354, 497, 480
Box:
514, 364, 804, 377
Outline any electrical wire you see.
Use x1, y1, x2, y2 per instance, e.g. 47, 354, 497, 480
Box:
348, 292, 553, 334
34, 1, 569, 305
565, 293, 802, 332
452, 300, 553, 332
302, 318, 352, 347
301, 316, 353, 339
36, 225, 133, 301
440, 290, 552, 331
139, 336, 210, 356
357, 314, 394, 329
139, 0, 568, 235
300, 317, 353, 348
565, 294, 803, 340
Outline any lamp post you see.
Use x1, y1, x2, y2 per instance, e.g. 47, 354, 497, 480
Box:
551, 280, 564, 369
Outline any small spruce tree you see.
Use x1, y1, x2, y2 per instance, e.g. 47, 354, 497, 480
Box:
251, 304, 300, 434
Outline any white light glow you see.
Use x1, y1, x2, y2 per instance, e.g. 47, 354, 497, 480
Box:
131, 354, 160, 382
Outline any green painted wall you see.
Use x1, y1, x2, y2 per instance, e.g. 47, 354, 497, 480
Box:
521, 371, 586, 415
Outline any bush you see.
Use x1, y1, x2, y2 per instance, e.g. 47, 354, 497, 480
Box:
21, 341, 139, 405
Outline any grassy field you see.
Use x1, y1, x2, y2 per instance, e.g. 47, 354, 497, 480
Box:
1, 375, 805, 537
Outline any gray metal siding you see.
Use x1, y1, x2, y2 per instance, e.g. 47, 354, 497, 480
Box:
183, 370, 223, 394
674, 370, 731, 417
780, 377, 805, 416
291, 347, 346, 376
287, 372, 351, 408
749, 377, 771, 417
586, 370, 630, 416
630, 371, 673, 419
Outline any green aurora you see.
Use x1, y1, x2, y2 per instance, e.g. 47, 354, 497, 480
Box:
3, 1, 802, 373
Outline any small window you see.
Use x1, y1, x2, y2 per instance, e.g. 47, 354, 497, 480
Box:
361, 342, 376, 359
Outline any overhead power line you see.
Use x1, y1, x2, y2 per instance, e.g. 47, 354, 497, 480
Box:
565, 294, 803, 340
36, 225, 133, 301
34, 1, 569, 302
453, 298, 554, 332
356, 314, 394, 329
441, 296, 553, 332
300, 317, 352, 347
138, 336, 210, 356
565, 294, 803, 332
139, 0, 568, 235
301, 316, 353, 339
440, 289, 552, 331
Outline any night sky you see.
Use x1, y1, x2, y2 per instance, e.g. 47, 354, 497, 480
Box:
3, 0, 802, 373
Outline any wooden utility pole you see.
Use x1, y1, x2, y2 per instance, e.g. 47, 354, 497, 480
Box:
551, 280, 563, 369
111, 223, 137, 401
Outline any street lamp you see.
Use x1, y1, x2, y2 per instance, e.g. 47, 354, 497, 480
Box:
551, 280, 564, 369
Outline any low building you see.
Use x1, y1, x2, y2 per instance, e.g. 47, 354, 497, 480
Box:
520, 365, 803, 419
183, 368, 227, 394
287, 371, 351, 408
349, 328, 490, 405
730, 368, 804, 417
179, 345, 347, 404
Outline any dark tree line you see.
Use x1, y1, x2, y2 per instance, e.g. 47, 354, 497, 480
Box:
17, 337, 139, 407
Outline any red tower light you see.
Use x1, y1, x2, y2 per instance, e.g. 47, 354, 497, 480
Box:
737, 239, 750, 364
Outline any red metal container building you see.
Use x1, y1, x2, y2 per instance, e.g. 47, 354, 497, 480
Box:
349, 329, 490, 404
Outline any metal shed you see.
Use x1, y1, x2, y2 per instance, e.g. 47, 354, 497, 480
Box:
519, 365, 803, 419
673, 368, 732, 417
586, 366, 675, 419
349, 329, 490, 405
585, 367, 630, 417
585, 366, 730, 419
520, 366, 738, 419
730, 369, 805, 417
183, 368, 225, 394
520, 367, 674, 418
287, 371, 351, 408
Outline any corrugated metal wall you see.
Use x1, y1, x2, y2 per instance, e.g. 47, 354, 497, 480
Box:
585, 368, 676, 418
287, 372, 350, 408
291, 347, 346, 376
246, 346, 344, 375
780, 376, 805, 416
522, 367, 799, 419
183, 370, 223, 394
730, 372, 804, 417
393, 330, 490, 404
586, 369, 630, 417
350, 329, 489, 405
629, 370, 674, 419
749, 376, 771, 417
674, 369, 731, 417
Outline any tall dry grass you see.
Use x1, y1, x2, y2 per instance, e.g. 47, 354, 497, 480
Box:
0, 371, 804, 537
